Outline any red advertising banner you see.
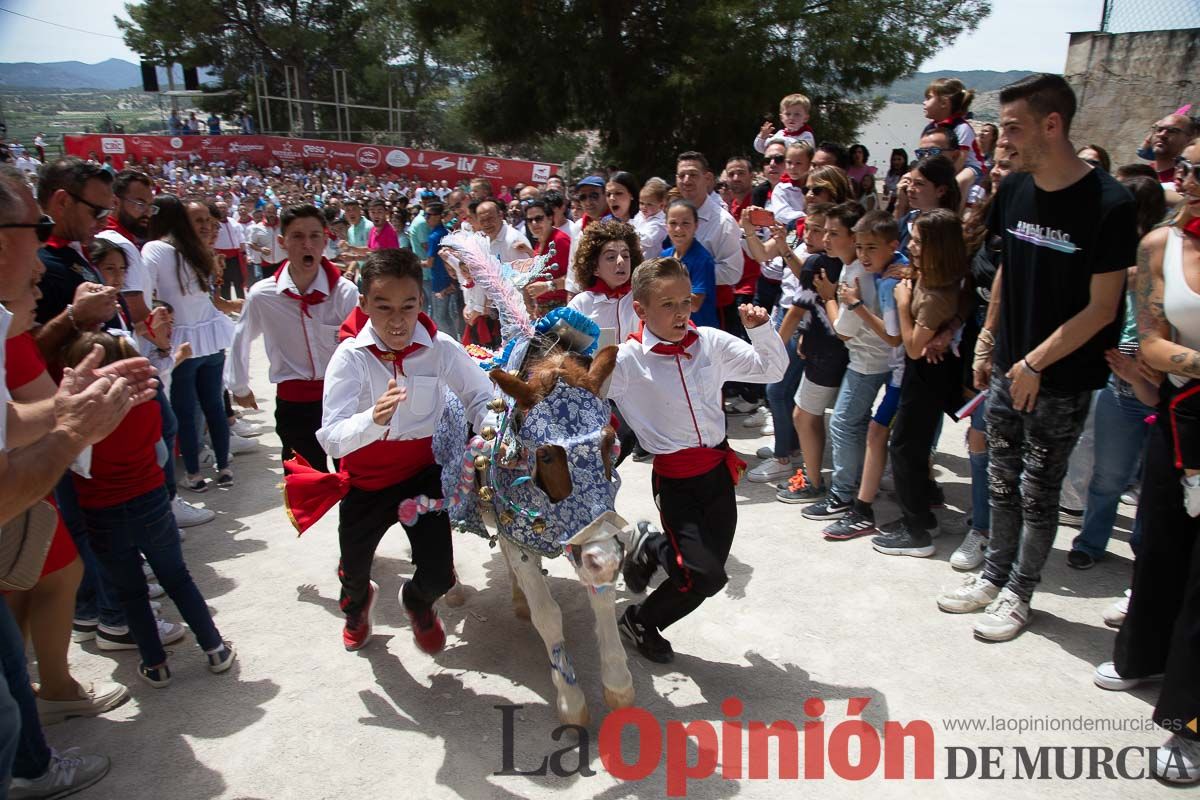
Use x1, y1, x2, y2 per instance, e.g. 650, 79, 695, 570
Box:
63, 134, 562, 187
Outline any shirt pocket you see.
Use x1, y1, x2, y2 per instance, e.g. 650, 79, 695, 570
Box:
407, 376, 440, 419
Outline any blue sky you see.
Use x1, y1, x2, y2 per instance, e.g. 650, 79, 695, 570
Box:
0, 0, 1104, 72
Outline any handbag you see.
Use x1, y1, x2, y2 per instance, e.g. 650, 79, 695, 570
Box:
0, 500, 57, 591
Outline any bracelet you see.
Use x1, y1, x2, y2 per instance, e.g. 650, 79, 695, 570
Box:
847, 300, 864, 311
65, 304, 81, 331
1022, 358, 1041, 375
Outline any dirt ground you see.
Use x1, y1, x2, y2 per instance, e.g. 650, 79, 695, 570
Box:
44, 342, 1175, 799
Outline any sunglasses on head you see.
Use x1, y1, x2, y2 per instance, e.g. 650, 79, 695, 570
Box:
914, 147, 944, 160
765, 154, 786, 165
0, 214, 56, 243
1176, 157, 1200, 182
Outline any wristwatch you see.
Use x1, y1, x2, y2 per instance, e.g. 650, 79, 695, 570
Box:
847, 300, 864, 311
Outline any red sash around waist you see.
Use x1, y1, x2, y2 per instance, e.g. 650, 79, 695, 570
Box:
282, 437, 435, 534
277, 379, 324, 403
653, 445, 746, 485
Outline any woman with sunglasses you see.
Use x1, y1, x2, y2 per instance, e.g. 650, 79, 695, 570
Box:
1095, 137, 1200, 784
143, 195, 236, 492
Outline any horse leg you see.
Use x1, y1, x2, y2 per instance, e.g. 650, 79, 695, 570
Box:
588, 586, 635, 710
500, 540, 530, 621
500, 540, 588, 726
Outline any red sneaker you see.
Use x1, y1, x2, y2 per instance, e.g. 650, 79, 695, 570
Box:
403, 584, 446, 654
342, 580, 378, 651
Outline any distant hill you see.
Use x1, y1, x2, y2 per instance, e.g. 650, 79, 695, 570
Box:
884, 70, 1037, 104
0, 59, 217, 91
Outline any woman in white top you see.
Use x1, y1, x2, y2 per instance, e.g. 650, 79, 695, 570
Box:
143, 195, 236, 491
1101, 138, 1200, 784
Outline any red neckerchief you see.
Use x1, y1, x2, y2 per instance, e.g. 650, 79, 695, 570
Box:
274, 258, 342, 317
580, 214, 595, 230
365, 313, 437, 376
935, 115, 967, 128
105, 216, 142, 247
1183, 217, 1200, 240
781, 124, 813, 137
629, 322, 699, 358
588, 279, 631, 300
44, 234, 74, 250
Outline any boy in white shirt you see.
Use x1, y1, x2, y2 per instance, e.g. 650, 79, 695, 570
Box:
753, 93, 817, 154
227, 204, 360, 471
305, 250, 492, 653
612, 257, 787, 663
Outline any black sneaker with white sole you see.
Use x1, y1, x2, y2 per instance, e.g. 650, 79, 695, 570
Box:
871, 522, 935, 557
823, 507, 877, 540
618, 605, 674, 663
622, 521, 658, 595
801, 496, 851, 520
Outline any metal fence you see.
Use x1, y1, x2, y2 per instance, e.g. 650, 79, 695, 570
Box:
1100, 0, 1200, 33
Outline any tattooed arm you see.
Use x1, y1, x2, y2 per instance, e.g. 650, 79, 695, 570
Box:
1136, 227, 1200, 379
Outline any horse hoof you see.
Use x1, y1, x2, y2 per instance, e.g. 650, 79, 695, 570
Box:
559, 702, 590, 727
444, 583, 466, 607
604, 685, 635, 710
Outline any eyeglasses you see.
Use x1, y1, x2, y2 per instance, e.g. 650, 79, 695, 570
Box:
914, 147, 944, 160
764, 155, 786, 165
0, 214, 56, 243
525, 214, 546, 223
803, 185, 829, 195
66, 191, 111, 221
1154, 125, 1185, 136
1177, 157, 1200, 182
121, 196, 159, 215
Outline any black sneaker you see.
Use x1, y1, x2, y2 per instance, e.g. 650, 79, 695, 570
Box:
1066, 549, 1096, 570
623, 521, 658, 594
801, 496, 850, 520
871, 522, 935, 557
138, 662, 172, 688
1059, 507, 1083, 527
72, 617, 98, 643
206, 641, 237, 673
618, 605, 674, 663
823, 508, 877, 540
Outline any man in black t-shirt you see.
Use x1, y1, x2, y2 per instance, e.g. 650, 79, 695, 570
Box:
936, 74, 1137, 642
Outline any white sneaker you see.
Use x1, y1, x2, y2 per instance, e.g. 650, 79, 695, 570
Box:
742, 407, 770, 428
7, 747, 111, 798
95, 620, 186, 651
747, 459, 793, 483
147, 582, 165, 600
1103, 589, 1131, 629
1182, 475, 1200, 517
1120, 486, 1140, 506
1092, 661, 1163, 691
1155, 734, 1200, 784
724, 398, 758, 415
228, 432, 258, 455
937, 573, 1000, 613
973, 587, 1031, 641
762, 415, 775, 436
950, 530, 988, 571
199, 447, 216, 468
172, 496, 215, 527
229, 418, 261, 438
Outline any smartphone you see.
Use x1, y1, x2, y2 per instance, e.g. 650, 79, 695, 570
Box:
749, 208, 775, 227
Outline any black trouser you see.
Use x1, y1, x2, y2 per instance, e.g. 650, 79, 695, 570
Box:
890, 353, 962, 530
337, 465, 453, 618
220, 255, 245, 300
1114, 383, 1200, 742
275, 397, 330, 472
639, 462, 737, 631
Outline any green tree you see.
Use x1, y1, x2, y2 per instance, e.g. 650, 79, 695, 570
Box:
411, 0, 991, 180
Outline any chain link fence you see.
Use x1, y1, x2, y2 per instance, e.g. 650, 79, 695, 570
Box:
1100, 0, 1200, 33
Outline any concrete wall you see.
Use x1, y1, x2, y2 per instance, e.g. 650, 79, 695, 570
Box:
1064, 29, 1199, 163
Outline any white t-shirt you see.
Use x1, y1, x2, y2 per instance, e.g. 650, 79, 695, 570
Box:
832, 261, 897, 375
142, 240, 235, 358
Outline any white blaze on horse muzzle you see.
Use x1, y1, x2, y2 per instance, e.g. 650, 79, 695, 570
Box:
565, 511, 629, 588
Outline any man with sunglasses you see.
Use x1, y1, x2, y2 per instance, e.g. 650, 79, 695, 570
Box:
95, 169, 155, 324
1143, 113, 1195, 186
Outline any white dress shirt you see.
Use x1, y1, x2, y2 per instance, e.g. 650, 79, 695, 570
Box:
142, 240, 235, 358
225, 262, 360, 397
695, 194, 744, 286
214, 219, 245, 251
316, 319, 493, 459
606, 323, 786, 454
567, 290, 639, 345
631, 210, 667, 260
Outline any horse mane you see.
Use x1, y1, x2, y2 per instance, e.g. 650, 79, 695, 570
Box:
490, 344, 618, 411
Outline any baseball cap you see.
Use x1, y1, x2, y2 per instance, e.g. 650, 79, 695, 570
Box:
420, 190, 438, 200
576, 175, 605, 190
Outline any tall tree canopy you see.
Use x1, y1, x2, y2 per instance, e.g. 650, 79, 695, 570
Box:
411, 0, 991, 178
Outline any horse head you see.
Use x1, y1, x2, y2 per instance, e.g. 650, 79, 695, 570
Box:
487, 345, 625, 586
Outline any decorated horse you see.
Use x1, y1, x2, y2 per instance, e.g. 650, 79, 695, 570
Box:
400, 232, 635, 724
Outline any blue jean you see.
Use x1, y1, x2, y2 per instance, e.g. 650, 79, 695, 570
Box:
431, 287, 463, 339
156, 384, 178, 500
0, 602, 50, 780
829, 368, 891, 503
969, 400, 990, 532
422, 270, 434, 315
82, 485, 222, 667
1072, 380, 1154, 558
171, 351, 230, 475
765, 332, 804, 458
54, 473, 126, 628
